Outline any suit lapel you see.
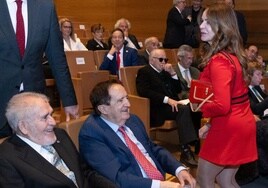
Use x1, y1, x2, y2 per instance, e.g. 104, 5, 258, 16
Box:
11, 135, 77, 188
25, 0, 38, 57
0, 0, 21, 60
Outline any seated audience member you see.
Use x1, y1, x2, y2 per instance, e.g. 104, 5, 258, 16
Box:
174, 45, 200, 99
174, 45, 202, 153
245, 44, 265, 67
86, 24, 109, 51
99, 28, 138, 75
138, 37, 160, 65
59, 18, 88, 51
0, 92, 116, 188
79, 80, 196, 188
109, 18, 141, 50
236, 63, 268, 184
136, 49, 198, 166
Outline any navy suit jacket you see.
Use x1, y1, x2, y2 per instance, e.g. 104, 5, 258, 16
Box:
0, 0, 76, 131
79, 114, 182, 188
0, 128, 116, 188
99, 46, 138, 75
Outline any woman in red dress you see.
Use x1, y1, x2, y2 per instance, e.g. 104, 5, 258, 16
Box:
194, 3, 257, 188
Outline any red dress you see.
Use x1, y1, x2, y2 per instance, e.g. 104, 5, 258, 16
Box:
199, 52, 257, 165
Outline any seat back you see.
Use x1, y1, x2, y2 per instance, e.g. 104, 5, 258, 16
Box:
93, 50, 109, 69
65, 51, 96, 77
58, 115, 89, 150
119, 66, 144, 95
73, 71, 110, 116
128, 95, 150, 135
163, 48, 178, 65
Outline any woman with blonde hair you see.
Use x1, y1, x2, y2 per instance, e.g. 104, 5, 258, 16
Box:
59, 18, 87, 51
193, 3, 257, 187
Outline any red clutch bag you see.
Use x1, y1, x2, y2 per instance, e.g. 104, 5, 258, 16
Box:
189, 79, 214, 103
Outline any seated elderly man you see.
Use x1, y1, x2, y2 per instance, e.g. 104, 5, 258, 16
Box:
136, 49, 199, 167
0, 92, 116, 188
138, 36, 160, 65
79, 80, 196, 188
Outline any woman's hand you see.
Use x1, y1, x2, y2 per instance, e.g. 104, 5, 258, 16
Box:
199, 124, 210, 139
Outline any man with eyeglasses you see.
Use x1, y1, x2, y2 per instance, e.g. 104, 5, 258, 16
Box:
136, 49, 199, 167
163, 0, 192, 49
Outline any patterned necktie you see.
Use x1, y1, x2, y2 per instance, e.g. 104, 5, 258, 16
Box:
42, 145, 78, 187
15, 0, 25, 58
118, 126, 164, 180
116, 51, 121, 70
184, 69, 191, 88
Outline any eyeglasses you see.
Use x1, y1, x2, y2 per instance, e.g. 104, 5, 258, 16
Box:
153, 57, 168, 63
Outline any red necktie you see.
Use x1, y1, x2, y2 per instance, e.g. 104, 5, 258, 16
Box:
16, 0, 25, 58
119, 126, 164, 180
116, 51, 121, 70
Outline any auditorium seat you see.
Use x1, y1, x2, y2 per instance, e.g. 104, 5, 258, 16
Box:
119, 66, 177, 138
58, 115, 89, 150
65, 51, 97, 77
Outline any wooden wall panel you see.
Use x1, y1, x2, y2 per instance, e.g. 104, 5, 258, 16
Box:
54, 0, 268, 50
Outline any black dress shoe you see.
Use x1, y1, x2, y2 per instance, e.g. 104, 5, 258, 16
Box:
180, 148, 198, 167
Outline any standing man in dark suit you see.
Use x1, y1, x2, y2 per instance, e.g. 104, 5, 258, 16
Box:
136, 49, 198, 167
220, 0, 248, 45
163, 0, 192, 49
0, 92, 116, 188
100, 28, 138, 75
0, 0, 78, 138
79, 80, 196, 188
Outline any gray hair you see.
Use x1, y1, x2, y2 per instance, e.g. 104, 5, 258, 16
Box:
114, 18, 131, 29
173, 0, 181, 5
5, 92, 49, 133
177, 44, 193, 59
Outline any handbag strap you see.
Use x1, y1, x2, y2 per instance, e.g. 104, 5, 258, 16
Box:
190, 93, 214, 112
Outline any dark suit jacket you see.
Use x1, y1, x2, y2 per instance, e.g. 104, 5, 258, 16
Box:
0, 0, 76, 132
79, 114, 182, 188
99, 46, 138, 75
86, 39, 109, 51
235, 10, 248, 46
108, 34, 141, 50
174, 64, 200, 99
137, 50, 149, 65
163, 7, 191, 49
136, 65, 182, 125
0, 128, 117, 188
248, 85, 268, 118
